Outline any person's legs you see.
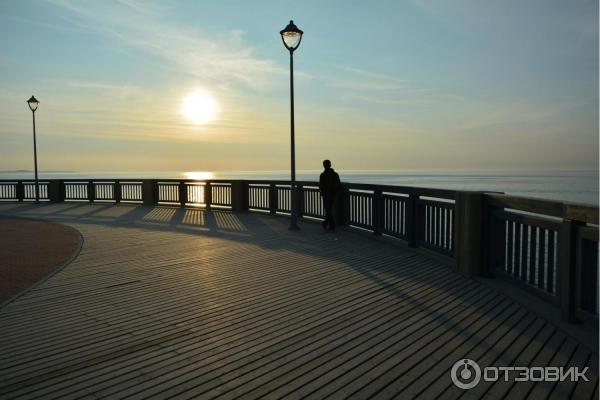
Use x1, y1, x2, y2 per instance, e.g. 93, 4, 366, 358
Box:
324, 196, 335, 231
322, 196, 330, 229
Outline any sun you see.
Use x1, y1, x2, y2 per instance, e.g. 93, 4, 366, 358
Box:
181, 90, 219, 125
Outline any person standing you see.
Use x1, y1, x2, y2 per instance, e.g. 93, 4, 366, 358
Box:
319, 159, 341, 232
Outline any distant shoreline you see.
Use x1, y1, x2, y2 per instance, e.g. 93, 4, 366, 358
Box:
0, 170, 75, 173
0, 169, 597, 175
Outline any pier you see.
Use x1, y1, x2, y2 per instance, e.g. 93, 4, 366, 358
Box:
0, 178, 598, 399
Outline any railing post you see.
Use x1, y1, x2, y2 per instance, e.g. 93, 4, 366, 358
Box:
269, 184, 277, 214
231, 180, 248, 212
577, 231, 599, 314
142, 179, 157, 206
88, 180, 95, 203
373, 189, 383, 236
405, 194, 418, 247
557, 219, 584, 323
179, 181, 187, 208
297, 184, 304, 219
16, 181, 24, 202
417, 201, 427, 243
203, 182, 211, 209
48, 180, 63, 203
114, 180, 121, 203
454, 191, 484, 277
485, 204, 505, 277
334, 184, 349, 226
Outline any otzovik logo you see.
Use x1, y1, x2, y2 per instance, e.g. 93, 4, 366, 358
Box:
451, 359, 481, 389
450, 359, 589, 389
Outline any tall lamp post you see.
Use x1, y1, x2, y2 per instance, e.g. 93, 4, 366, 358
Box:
280, 20, 303, 230
26, 95, 40, 204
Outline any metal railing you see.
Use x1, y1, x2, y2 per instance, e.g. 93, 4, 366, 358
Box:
485, 193, 598, 322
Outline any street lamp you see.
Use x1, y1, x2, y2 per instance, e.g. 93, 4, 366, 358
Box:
280, 20, 303, 230
26, 95, 40, 204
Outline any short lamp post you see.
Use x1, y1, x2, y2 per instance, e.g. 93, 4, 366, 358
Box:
27, 95, 40, 204
280, 20, 303, 230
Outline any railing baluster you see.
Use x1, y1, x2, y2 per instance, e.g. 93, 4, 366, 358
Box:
521, 225, 528, 281
537, 229, 546, 290
528, 226, 537, 285
437, 207, 442, 247
514, 222, 521, 278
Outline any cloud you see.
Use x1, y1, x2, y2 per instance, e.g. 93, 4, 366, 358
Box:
339, 93, 421, 106
67, 81, 140, 98
325, 65, 451, 108
340, 67, 409, 84
328, 66, 411, 91
449, 99, 583, 134
48, 0, 290, 91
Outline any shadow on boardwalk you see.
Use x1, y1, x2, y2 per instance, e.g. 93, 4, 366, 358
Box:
0, 202, 597, 400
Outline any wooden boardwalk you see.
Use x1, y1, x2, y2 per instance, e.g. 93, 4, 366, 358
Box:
0, 203, 597, 400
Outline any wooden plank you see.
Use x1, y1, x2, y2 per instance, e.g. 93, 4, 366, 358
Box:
504, 329, 567, 399
484, 322, 555, 398
305, 291, 505, 399
414, 306, 530, 399
440, 314, 544, 399
548, 346, 595, 399
570, 369, 598, 400
526, 337, 579, 398
377, 300, 522, 398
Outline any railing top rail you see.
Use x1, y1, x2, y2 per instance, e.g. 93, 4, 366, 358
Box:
345, 183, 457, 199
485, 193, 598, 224
0, 179, 457, 198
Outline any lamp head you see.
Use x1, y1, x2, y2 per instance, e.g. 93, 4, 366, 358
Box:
280, 20, 303, 52
27, 95, 39, 112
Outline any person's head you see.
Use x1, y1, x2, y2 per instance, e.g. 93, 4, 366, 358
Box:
323, 159, 332, 169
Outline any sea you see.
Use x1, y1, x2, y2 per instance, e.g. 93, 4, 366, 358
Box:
1, 170, 597, 206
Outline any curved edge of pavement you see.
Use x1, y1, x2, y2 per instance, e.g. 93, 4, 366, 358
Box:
0, 216, 84, 310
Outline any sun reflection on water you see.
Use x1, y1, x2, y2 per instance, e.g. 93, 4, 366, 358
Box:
184, 171, 215, 180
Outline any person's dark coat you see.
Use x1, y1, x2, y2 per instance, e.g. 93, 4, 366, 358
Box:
319, 168, 341, 198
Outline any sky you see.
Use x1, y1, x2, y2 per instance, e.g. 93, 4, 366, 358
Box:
0, 0, 598, 173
